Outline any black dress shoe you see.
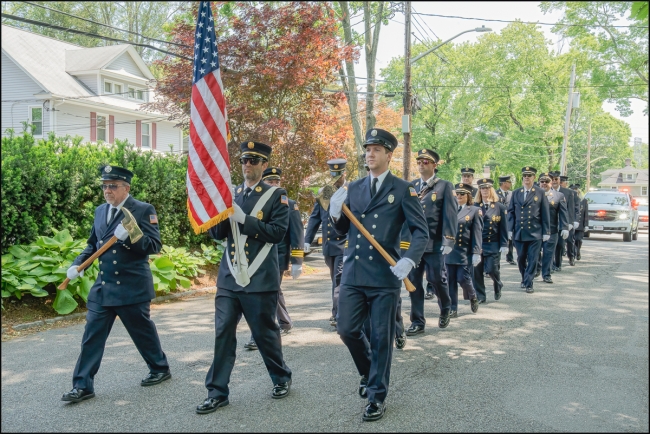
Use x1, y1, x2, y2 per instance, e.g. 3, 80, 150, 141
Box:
525, 287, 534, 293
271, 380, 291, 399
577, 253, 581, 260
363, 402, 386, 421
439, 313, 450, 328
405, 325, 424, 336
470, 298, 479, 313
495, 281, 503, 300
569, 258, 575, 266
543, 276, 553, 284
244, 338, 258, 350
520, 282, 525, 288
61, 388, 95, 403
556, 267, 562, 272
196, 396, 229, 414
449, 310, 458, 318
424, 293, 434, 300
141, 371, 171, 387
534, 270, 541, 278
507, 260, 516, 265
329, 316, 337, 326
359, 375, 368, 398
280, 326, 292, 335
395, 335, 407, 349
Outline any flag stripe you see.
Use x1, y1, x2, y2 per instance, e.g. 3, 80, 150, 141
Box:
188, 122, 229, 213
187, 152, 219, 218
186, 171, 210, 223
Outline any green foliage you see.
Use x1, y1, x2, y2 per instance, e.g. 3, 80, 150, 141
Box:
1, 132, 205, 255
1, 229, 98, 315
149, 244, 219, 293
200, 242, 225, 265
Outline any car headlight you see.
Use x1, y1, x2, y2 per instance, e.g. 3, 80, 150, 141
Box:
618, 212, 629, 220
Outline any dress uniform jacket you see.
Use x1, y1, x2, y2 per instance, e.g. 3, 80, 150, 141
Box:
575, 198, 588, 231
476, 201, 508, 253
305, 190, 346, 257
496, 189, 512, 207
507, 187, 551, 241
73, 196, 162, 306
209, 182, 289, 292
277, 198, 304, 271
445, 205, 483, 265
331, 171, 428, 289
545, 189, 569, 234
559, 186, 578, 224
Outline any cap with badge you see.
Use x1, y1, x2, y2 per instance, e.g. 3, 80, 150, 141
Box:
455, 183, 473, 194
521, 166, 537, 175
570, 183, 581, 190
364, 128, 398, 152
538, 172, 552, 180
498, 175, 512, 183
262, 167, 282, 181
240, 141, 272, 161
550, 171, 561, 178
100, 165, 134, 184
416, 149, 440, 163
327, 158, 347, 177
477, 178, 494, 188
461, 167, 476, 175
559, 175, 569, 182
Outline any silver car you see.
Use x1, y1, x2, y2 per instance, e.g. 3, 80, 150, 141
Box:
637, 204, 648, 231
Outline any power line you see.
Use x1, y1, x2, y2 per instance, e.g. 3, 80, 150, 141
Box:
1, 16, 193, 61
411, 12, 649, 29
411, 6, 439, 40
20, 1, 190, 48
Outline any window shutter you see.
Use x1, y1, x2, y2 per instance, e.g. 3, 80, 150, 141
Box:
109, 115, 115, 144
136, 120, 141, 147
90, 112, 97, 142
152, 122, 157, 150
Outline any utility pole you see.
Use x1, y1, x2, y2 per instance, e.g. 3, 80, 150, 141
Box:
560, 63, 576, 175
586, 122, 592, 191
402, 1, 412, 181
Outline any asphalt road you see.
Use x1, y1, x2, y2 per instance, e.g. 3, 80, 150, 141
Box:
2, 233, 648, 432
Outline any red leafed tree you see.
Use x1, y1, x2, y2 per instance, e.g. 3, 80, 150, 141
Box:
147, 2, 356, 209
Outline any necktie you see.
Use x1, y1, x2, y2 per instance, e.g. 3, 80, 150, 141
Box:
524, 190, 528, 201
243, 187, 252, 201
108, 207, 117, 224
371, 177, 378, 198
458, 206, 462, 212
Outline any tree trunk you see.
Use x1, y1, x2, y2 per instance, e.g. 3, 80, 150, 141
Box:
363, 2, 384, 134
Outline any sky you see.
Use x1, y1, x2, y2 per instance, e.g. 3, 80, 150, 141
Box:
349, 2, 648, 146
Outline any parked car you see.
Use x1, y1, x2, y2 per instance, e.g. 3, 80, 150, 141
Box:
637, 200, 648, 231
584, 190, 639, 242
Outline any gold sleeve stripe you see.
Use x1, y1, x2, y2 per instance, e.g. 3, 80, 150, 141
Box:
291, 250, 304, 257
345, 241, 349, 248
400, 242, 410, 249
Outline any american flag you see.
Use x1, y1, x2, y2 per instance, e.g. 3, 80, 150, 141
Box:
187, 1, 233, 234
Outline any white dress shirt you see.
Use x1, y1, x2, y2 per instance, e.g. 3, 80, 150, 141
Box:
107, 194, 130, 224
370, 169, 390, 194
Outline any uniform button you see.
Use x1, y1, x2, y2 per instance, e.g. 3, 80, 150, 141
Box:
357, 234, 361, 238
246, 251, 249, 255
356, 245, 360, 249
231, 251, 235, 255
374, 214, 378, 218
328, 223, 331, 227
361, 214, 365, 218
117, 281, 120, 285
369, 246, 374, 250
371, 234, 375, 238
328, 231, 331, 234
372, 225, 376, 229
115, 271, 119, 275
231, 243, 235, 247
101, 281, 105, 285
369, 256, 373, 260
99, 261, 103, 265
100, 271, 103, 275
100, 240, 104, 244
112, 250, 116, 254
113, 261, 117, 264
355, 255, 359, 259
245, 243, 248, 247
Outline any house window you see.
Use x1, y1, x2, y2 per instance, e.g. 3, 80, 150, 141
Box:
128, 87, 136, 99
136, 89, 145, 101
97, 114, 107, 142
114, 83, 122, 96
643, 186, 648, 196
625, 174, 633, 181
141, 123, 150, 148
104, 81, 113, 94
28, 106, 43, 136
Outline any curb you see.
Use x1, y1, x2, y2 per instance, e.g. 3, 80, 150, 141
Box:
1, 286, 217, 335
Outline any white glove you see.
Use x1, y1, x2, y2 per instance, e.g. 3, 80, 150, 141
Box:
231, 202, 246, 224
584, 226, 589, 233
343, 256, 347, 262
573, 221, 579, 229
472, 254, 481, 267
561, 230, 569, 239
304, 242, 311, 253
328, 187, 347, 220
543, 234, 550, 242
291, 264, 302, 280
114, 223, 129, 241
67, 265, 84, 280
440, 245, 452, 255
499, 247, 508, 253
567, 224, 573, 231
508, 231, 512, 240
390, 258, 414, 280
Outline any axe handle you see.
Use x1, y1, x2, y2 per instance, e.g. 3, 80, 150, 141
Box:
341, 205, 416, 293
57, 236, 118, 290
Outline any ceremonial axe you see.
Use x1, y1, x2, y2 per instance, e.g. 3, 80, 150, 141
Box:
58, 207, 143, 290
316, 182, 416, 293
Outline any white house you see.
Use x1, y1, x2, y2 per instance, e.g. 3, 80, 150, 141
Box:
1, 25, 183, 152
598, 158, 649, 198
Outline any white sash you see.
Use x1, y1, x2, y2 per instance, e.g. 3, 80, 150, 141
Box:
227, 187, 278, 287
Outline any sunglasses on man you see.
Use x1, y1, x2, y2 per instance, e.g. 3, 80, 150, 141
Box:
539, 179, 550, 184
101, 183, 124, 191
456, 192, 468, 196
522, 174, 534, 178
416, 159, 433, 165
239, 157, 264, 166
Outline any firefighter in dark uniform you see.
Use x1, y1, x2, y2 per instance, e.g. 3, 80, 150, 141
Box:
329, 128, 428, 421
461, 167, 479, 198
507, 167, 551, 293
197, 141, 292, 414
496, 175, 516, 265
404, 150, 457, 336
571, 184, 589, 260
61, 165, 170, 404
537, 172, 569, 284
552, 173, 579, 270
447, 183, 482, 316
473, 178, 508, 303
304, 159, 347, 326
243, 167, 304, 350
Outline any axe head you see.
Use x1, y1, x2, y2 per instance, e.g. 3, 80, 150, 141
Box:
121, 207, 144, 243
315, 174, 343, 212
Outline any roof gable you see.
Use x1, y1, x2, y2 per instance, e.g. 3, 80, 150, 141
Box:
66, 45, 154, 80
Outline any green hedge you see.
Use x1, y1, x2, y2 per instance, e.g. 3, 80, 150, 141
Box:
1, 131, 205, 254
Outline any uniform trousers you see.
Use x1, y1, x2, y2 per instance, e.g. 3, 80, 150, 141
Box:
505, 238, 514, 262
514, 239, 543, 288
324, 255, 343, 318
574, 230, 584, 257
205, 288, 291, 398
410, 251, 451, 326
248, 272, 292, 342
337, 284, 399, 404
555, 229, 575, 267
362, 296, 404, 341
473, 252, 501, 301
540, 233, 559, 279
446, 264, 477, 310
72, 300, 169, 392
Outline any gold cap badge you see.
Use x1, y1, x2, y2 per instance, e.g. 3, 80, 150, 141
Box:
334, 164, 338, 169
255, 186, 262, 192
272, 168, 277, 173
248, 142, 254, 149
